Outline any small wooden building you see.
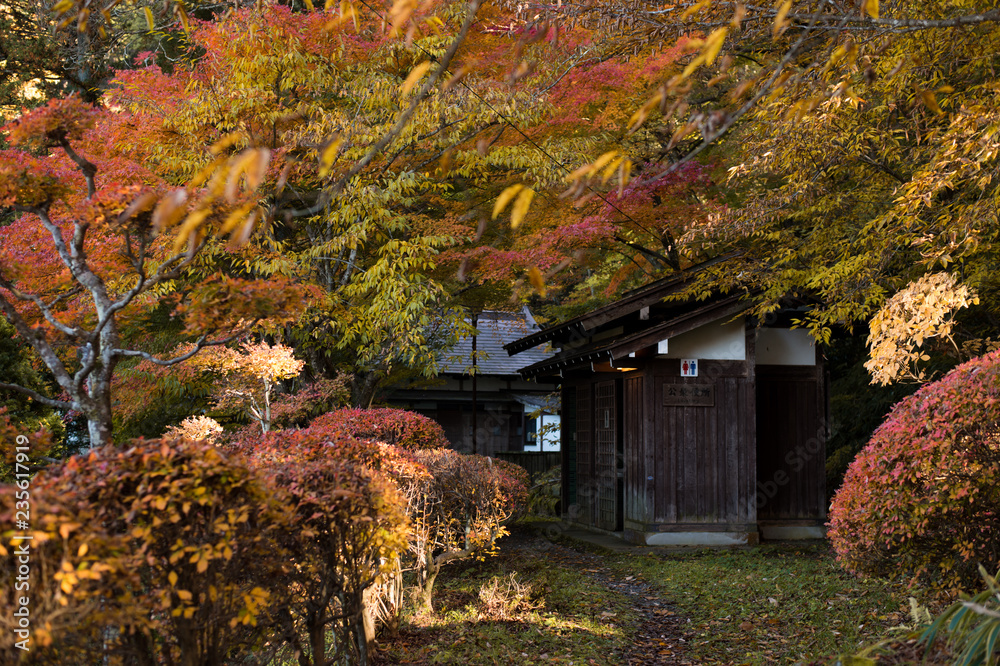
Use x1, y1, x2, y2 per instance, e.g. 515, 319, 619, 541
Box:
505, 271, 828, 545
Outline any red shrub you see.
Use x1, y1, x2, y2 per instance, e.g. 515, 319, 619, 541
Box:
269, 376, 352, 428
250, 440, 409, 665
309, 407, 449, 450
406, 449, 529, 612
828, 349, 1000, 590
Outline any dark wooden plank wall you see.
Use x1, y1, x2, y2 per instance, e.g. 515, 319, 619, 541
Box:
561, 385, 577, 511
755, 365, 827, 521
575, 383, 594, 526
650, 360, 756, 527
624, 375, 646, 524
594, 380, 617, 531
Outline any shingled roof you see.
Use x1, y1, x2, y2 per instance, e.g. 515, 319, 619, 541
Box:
437, 309, 555, 376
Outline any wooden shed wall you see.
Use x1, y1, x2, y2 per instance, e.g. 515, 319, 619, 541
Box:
755, 365, 827, 522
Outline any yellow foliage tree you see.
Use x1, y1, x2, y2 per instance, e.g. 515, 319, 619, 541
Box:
181, 340, 305, 433
865, 273, 978, 385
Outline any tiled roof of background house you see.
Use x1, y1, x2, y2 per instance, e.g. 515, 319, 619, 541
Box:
438, 309, 555, 376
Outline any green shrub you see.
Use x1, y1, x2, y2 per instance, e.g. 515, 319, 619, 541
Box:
829, 349, 1000, 590
921, 565, 1000, 665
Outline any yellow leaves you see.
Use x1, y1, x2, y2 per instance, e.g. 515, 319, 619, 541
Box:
629, 91, 664, 132
704, 27, 728, 66
400, 61, 432, 96
773, 0, 792, 39
318, 136, 345, 178
862, 0, 879, 20
152, 189, 189, 234
866, 273, 978, 385
389, 0, 417, 37
919, 89, 943, 115
168, 571, 178, 587
527, 266, 546, 298
682, 27, 729, 79
564, 150, 632, 197
681, 0, 711, 20
509, 187, 535, 229
492, 184, 524, 220
226, 148, 271, 203
172, 208, 211, 256
325, 1, 359, 31
143, 7, 155, 31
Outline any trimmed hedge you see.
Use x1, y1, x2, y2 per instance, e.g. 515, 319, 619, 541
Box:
829, 349, 1000, 590
309, 407, 449, 450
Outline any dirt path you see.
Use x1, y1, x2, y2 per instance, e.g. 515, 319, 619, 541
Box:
524, 529, 694, 665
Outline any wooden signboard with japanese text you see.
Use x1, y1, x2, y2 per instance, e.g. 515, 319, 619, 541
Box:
662, 383, 715, 407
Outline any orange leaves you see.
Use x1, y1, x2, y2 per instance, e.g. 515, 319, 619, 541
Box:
2, 95, 98, 149
172, 275, 320, 336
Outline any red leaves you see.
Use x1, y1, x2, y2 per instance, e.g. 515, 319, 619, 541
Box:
3, 96, 98, 150
829, 349, 1000, 590
309, 407, 450, 450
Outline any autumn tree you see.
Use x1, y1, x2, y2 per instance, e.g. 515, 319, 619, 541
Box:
0, 96, 315, 446
180, 339, 305, 433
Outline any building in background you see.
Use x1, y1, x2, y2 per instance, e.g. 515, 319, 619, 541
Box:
388, 308, 560, 457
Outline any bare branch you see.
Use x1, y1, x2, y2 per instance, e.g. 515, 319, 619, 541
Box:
112, 323, 258, 366
0, 273, 85, 338
0, 382, 72, 410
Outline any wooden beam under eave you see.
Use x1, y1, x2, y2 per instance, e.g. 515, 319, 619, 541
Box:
607, 294, 751, 360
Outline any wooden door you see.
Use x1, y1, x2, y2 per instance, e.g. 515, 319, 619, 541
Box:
594, 380, 618, 531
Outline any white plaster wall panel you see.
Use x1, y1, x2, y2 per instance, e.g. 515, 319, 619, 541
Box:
661, 316, 746, 361
756, 328, 816, 366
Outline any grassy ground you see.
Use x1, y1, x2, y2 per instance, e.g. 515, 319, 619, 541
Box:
375, 532, 642, 664
608, 542, 916, 664
374, 526, 946, 665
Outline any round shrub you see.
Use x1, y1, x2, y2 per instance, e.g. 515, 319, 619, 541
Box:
309, 407, 449, 450
0, 437, 292, 664
829, 349, 1000, 590
249, 439, 409, 665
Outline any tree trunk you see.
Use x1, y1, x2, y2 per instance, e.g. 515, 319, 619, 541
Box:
85, 388, 115, 448
417, 565, 439, 615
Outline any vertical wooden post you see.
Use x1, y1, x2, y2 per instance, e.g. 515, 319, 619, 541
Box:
471, 311, 478, 455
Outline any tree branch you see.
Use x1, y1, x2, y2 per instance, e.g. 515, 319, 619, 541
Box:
112, 324, 256, 366
58, 137, 97, 199
333, 0, 484, 193
0, 382, 72, 410
0, 273, 85, 338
